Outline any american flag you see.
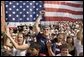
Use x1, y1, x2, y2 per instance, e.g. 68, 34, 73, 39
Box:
5, 1, 43, 27
5, 1, 83, 27
44, 1, 83, 21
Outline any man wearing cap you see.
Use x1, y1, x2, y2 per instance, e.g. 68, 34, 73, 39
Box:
33, 10, 51, 55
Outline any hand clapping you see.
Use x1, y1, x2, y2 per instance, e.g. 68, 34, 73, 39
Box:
46, 40, 51, 48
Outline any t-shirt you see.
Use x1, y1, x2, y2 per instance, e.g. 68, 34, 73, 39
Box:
36, 32, 48, 55
12, 40, 27, 56
74, 38, 83, 56
12, 47, 26, 56
52, 43, 62, 55
56, 53, 72, 56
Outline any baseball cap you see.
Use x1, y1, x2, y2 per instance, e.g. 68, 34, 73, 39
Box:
43, 25, 50, 30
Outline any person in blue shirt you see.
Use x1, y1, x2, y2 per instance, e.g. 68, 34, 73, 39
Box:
33, 10, 51, 55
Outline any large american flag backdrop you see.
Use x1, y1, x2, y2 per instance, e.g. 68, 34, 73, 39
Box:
5, 1, 83, 27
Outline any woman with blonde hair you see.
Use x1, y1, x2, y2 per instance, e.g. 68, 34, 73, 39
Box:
5, 27, 30, 56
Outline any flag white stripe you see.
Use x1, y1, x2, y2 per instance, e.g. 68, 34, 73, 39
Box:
64, 1, 83, 4
44, 4, 83, 11
7, 22, 35, 27
7, 21, 57, 27
45, 12, 83, 19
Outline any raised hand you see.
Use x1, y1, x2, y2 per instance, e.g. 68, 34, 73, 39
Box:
40, 10, 45, 15
5, 27, 11, 38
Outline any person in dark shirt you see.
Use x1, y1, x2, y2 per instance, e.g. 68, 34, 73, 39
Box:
36, 27, 50, 55
33, 10, 51, 55
26, 42, 46, 56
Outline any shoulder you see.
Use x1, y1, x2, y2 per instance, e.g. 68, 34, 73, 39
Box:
36, 32, 42, 36
68, 54, 72, 56
56, 54, 61, 56
36, 32, 43, 38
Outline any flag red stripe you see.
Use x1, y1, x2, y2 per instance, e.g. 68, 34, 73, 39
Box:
44, 1, 83, 21
44, 1, 82, 8
45, 8, 83, 15
45, 17, 82, 22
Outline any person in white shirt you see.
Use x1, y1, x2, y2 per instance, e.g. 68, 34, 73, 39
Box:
12, 33, 27, 56
74, 30, 83, 56
6, 27, 30, 56
4, 33, 17, 56
6, 27, 30, 50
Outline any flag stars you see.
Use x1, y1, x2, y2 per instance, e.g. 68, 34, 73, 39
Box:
16, 9, 19, 11
16, 15, 19, 17
13, 12, 16, 14
26, 12, 29, 14
12, 18, 15, 20
26, 5, 29, 8
23, 15, 26, 17
20, 18, 22, 20
36, 14, 38, 17
36, 8, 39, 11
5, 2, 43, 22
30, 9, 32, 11
26, 1, 29, 2
20, 1, 22, 2
33, 1, 35, 3
19, 12, 22, 14
30, 15, 32, 17
33, 12, 35, 14
9, 14, 12, 17
30, 3, 33, 5
9, 8, 12, 10
33, 18, 36, 20
16, 3, 19, 5
36, 3, 38, 5
39, 5, 42, 7
33, 6, 35, 8
13, 5, 16, 8
20, 6, 22, 8
6, 5, 8, 7
9, 2, 12, 5
23, 8, 26, 11
27, 18, 29, 20
23, 3, 26, 5
6, 11, 8, 14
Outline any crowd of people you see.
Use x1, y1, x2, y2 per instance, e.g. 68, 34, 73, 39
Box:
1, 11, 83, 56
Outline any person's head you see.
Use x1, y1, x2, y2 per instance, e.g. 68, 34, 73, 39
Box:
23, 29, 28, 36
9, 28, 13, 34
11, 33, 17, 41
60, 44, 69, 56
23, 25, 27, 30
67, 36, 74, 45
17, 33, 24, 45
57, 33, 65, 42
27, 42, 40, 56
43, 26, 50, 36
